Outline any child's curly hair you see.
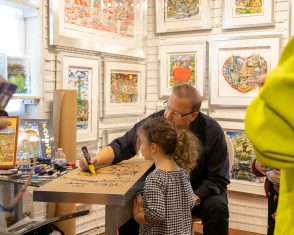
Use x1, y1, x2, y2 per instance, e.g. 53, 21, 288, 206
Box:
137, 117, 202, 174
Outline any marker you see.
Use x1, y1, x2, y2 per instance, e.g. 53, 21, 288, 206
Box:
32, 174, 57, 179
81, 146, 96, 175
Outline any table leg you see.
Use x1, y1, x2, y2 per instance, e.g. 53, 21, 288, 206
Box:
105, 205, 117, 235
105, 203, 132, 235
13, 183, 23, 222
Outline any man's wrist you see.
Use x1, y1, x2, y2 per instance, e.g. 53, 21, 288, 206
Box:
194, 194, 201, 206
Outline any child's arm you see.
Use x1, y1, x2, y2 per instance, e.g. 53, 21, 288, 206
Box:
140, 176, 166, 224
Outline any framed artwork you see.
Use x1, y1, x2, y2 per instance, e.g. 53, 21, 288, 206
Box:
102, 128, 129, 147
61, 54, 99, 142
0, 116, 19, 169
217, 119, 263, 184
156, 0, 210, 33
50, 0, 147, 58
104, 59, 146, 117
18, 119, 55, 160
159, 40, 206, 98
209, 35, 281, 107
222, 0, 273, 29
0, 54, 31, 95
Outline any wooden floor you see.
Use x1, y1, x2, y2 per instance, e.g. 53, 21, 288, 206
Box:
79, 223, 264, 235
193, 223, 264, 235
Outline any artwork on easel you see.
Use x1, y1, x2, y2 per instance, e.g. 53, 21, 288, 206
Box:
0, 116, 19, 169
17, 119, 55, 159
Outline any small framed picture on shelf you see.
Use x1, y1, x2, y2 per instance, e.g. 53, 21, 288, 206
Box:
159, 40, 206, 98
0, 116, 19, 169
104, 59, 146, 117
222, 0, 274, 29
156, 0, 210, 33
209, 34, 281, 107
60, 53, 99, 142
0, 54, 31, 95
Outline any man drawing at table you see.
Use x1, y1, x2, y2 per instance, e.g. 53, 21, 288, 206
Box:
80, 84, 230, 235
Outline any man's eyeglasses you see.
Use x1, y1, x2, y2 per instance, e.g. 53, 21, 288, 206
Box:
163, 101, 196, 119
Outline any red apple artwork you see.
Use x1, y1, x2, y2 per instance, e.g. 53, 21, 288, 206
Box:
172, 66, 192, 83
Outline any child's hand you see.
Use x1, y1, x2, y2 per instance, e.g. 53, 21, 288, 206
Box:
133, 194, 149, 225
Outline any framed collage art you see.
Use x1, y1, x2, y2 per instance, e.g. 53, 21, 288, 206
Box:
104, 59, 146, 117
0, 116, 19, 169
159, 40, 206, 98
60, 54, 99, 142
50, 0, 147, 58
217, 119, 264, 191
222, 0, 274, 29
209, 34, 281, 107
156, 0, 210, 33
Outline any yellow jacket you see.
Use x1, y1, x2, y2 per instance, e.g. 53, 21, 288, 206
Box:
245, 37, 294, 235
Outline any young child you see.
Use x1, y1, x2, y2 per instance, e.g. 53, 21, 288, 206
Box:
133, 117, 202, 235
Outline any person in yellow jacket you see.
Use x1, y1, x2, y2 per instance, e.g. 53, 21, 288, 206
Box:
245, 37, 294, 235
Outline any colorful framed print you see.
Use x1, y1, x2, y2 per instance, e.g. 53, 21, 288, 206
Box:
17, 119, 55, 160
60, 54, 99, 142
50, 0, 147, 58
159, 40, 206, 98
0, 54, 31, 96
217, 119, 264, 185
104, 59, 146, 117
209, 34, 281, 107
156, 0, 210, 33
222, 0, 273, 29
0, 116, 19, 169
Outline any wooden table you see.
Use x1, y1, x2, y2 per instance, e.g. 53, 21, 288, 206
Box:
33, 158, 153, 235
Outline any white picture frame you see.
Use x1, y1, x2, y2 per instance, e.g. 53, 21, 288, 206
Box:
217, 119, 265, 187
102, 128, 130, 147
159, 40, 206, 98
104, 59, 146, 117
60, 54, 99, 142
50, 0, 147, 58
155, 0, 210, 33
222, 0, 274, 29
209, 34, 281, 107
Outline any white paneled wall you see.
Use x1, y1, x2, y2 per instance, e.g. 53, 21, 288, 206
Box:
31, 0, 291, 234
